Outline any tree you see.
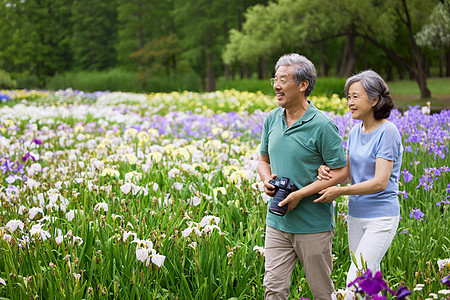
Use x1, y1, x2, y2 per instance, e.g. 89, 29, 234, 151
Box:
71, 0, 118, 70
130, 34, 182, 88
0, 0, 72, 85
415, 1, 450, 77
224, 0, 438, 98
116, 0, 175, 70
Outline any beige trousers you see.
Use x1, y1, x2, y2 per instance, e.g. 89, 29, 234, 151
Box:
263, 226, 335, 300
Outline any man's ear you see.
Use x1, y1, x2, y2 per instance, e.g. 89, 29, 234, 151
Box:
298, 80, 309, 93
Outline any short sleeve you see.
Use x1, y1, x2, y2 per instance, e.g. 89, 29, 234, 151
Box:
319, 120, 347, 169
260, 115, 270, 155
377, 123, 402, 161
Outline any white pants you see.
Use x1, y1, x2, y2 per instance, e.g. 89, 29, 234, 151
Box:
346, 215, 399, 284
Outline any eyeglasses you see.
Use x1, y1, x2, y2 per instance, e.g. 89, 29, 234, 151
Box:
270, 78, 296, 86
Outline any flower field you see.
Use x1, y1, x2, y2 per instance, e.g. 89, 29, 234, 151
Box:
0, 89, 449, 299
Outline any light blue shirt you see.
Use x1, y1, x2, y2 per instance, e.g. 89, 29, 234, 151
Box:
347, 121, 403, 218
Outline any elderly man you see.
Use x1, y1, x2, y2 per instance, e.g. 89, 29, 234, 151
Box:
257, 53, 347, 299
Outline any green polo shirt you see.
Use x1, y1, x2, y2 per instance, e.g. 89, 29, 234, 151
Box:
260, 101, 347, 233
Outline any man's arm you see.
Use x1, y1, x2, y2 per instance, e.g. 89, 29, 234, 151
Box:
257, 154, 277, 197
278, 165, 348, 213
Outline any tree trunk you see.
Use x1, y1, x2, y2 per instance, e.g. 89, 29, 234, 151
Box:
257, 58, 263, 79
446, 50, 450, 77
205, 38, 216, 92
319, 44, 328, 76
206, 52, 216, 91
337, 33, 358, 77
401, 0, 431, 98
245, 63, 251, 78
224, 64, 230, 81
386, 64, 393, 82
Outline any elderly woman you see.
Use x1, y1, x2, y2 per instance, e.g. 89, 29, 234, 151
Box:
315, 70, 403, 285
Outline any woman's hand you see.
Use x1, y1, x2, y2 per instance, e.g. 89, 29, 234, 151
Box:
278, 190, 303, 213
314, 186, 341, 203
317, 165, 332, 181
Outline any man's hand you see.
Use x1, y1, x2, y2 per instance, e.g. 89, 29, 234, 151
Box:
278, 190, 303, 213
314, 186, 342, 203
263, 174, 278, 197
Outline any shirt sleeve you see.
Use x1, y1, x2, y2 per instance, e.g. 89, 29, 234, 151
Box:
319, 120, 347, 169
260, 114, 270, 156
376, 123, 402, 161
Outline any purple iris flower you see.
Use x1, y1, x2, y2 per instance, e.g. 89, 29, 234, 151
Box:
409, 207, 425, 220
32, 137, 42, 145
441, 275, 450, 287
395, 286, 412, 300
372, 295, 388, 300
0, 93, 10, 102
404, 145, 413, 153
5, 185, 19, 196
347, 269, 394, 296
1, 159, 14, 173
401, 169, 413, 183
398, 190, 408, 199
21, 152, 36, 163
447, 183, 450, 194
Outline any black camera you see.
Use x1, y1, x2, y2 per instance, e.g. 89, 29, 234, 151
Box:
268, 177, 298, 216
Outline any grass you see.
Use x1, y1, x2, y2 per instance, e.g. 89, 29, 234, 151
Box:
388, 77, 450, 110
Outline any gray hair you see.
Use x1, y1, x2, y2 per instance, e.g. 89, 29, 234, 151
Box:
275, 53, 316, 97
344, 70, 394, 120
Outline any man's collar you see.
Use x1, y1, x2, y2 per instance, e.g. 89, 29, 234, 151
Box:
277, 100, 318, 125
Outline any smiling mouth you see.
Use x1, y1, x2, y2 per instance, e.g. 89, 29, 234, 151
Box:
275, 92, 284, 100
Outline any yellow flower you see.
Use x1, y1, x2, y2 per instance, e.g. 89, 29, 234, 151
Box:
148, 152, 162, 163
164, 144, 175, 153
148, 128, 159, 138
220, 130, 233, 140
101, 168, 120, 177
211, 127, 223, 135
122, 153, 138, 165
228, 170, 249, 184
213, 187, 226, 199
171, 148, 190, 160
124, 128, 138, 136
74, 125, 84, 134
223, 165, 240, 176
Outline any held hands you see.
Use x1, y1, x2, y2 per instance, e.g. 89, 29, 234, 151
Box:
278, 190, 303, 213
317, 165, 332, 181
314, 186, 341, 203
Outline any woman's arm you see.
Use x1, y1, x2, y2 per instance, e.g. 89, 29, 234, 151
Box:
314, 157, 394, 203
317, 155, 351, 185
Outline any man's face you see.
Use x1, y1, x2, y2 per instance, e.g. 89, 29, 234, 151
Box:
273, 65, 301, 109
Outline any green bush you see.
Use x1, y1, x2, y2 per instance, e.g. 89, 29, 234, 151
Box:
46, 69, 202, 93
0, 69, 17, 89
15, 73, 40, 89
217, 78, 275, 95
46, 68, 144, 92
310, 77, 346, 98
145, 72, 202, 93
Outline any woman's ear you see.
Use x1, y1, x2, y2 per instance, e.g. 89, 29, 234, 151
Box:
372, 96, 379, 107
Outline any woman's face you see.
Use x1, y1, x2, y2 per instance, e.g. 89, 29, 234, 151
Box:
347, 81, 377, 121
